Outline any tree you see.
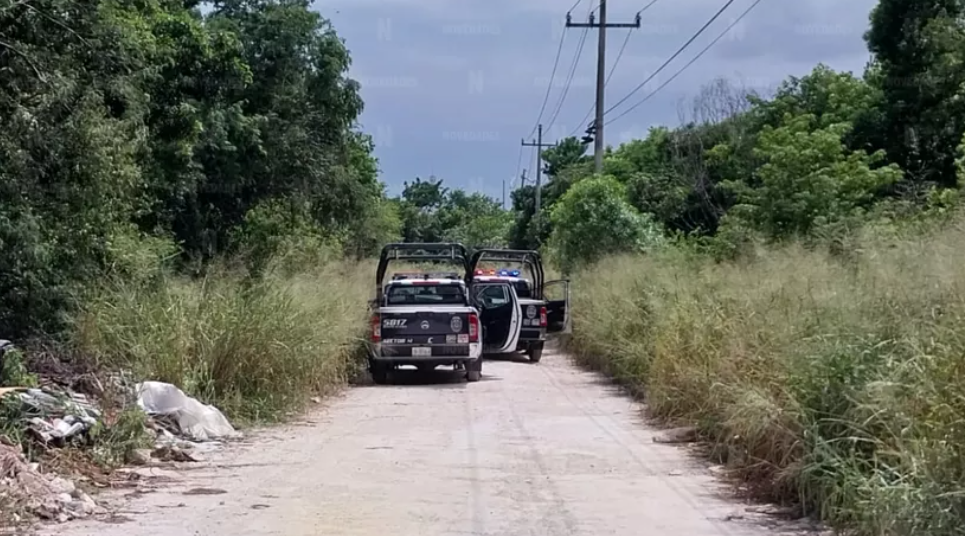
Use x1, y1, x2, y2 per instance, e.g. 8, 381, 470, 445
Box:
865, 0, 965, 187
0, 0, 390, 336
726, 113, 902, 239
548, 176, 665, 273
437, 190, 511, 249
398, 177, 447, 242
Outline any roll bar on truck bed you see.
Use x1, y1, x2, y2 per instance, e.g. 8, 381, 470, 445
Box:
375, 243, 471, 297
468, 249, 545, 299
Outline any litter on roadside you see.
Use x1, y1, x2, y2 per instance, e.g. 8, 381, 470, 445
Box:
16, 389, 102, 443
136, 381, 240, 442
0, 443, 102, 523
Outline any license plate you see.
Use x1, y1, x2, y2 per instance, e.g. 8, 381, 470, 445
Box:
412, 347, 431, 357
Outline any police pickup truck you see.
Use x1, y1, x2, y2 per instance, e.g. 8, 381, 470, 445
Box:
368, 243, 482, 384
469, 249, 570, 363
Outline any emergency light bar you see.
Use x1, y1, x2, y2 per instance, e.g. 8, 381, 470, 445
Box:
473, 268, 521, 277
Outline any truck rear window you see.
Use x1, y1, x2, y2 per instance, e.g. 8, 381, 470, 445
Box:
386, 284, 466, 305
512, 281, 532, 299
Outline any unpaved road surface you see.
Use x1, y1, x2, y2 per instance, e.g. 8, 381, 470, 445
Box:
48, 347, 821, 536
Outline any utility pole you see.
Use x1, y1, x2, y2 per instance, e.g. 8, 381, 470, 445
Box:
566, 1, 641, 173
502, 179, 506, 209
519, 168, 527, 190
520, 123, 556, 223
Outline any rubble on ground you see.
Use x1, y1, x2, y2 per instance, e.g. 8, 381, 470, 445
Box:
0, 340, 242, 525
16, 388, 101, 443
0, 442, 102, 523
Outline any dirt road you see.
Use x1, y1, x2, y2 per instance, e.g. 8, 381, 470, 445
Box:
48, 347, 820, 536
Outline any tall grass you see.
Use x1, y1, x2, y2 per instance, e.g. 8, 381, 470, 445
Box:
565, 218, 965, 535
73, 255, 374, 422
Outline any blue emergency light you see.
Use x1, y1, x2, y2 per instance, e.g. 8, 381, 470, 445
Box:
496, 268, 521, 277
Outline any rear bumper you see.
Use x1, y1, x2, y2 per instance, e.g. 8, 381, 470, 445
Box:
369, 342, 481, 362
517, 328, 545, 341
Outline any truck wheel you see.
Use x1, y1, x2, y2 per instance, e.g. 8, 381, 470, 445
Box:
527, 342, 543, 363
465, 360, 482, 382
371, 362, 390, 384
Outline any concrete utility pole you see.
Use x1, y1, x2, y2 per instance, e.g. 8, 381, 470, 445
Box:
566, 1, 641, 173
520, 123, 556, 224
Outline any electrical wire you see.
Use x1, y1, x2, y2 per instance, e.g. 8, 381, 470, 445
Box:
569, 0, 662, 137
526, 0, 587, 139
544, 26, 589, 132
526, 27, 568, 139
542, 0, 597, 134
603, 0, 737, 118
513, 143, 524, 189
606, 0, 765, 125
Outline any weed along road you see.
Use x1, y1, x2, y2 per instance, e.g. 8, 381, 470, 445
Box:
49, 347, 820, 536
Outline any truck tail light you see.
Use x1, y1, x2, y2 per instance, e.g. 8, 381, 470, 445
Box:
539, 306, 547, 327
371, 314, 381, 342
468, 313, 479, 342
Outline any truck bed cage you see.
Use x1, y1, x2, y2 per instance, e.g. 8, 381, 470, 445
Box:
376, 243, 470, 291
469, 249, 545, 299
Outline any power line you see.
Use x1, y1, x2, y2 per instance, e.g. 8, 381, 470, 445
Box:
543, 1, 596, 133
544, 27, 589, 132
527, 27, 568, 139
570, 0, 662, 137
604, 0, 737, 118
565, 0, 642, 172
513, 143, 524, 190
521, 125, 557, 222
525, 0, 594, 140
606, 0, 764, 125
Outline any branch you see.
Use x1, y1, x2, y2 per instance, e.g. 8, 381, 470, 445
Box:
0, 0, 32, 14
0, 39, 45, 81
23, 3, 91, 46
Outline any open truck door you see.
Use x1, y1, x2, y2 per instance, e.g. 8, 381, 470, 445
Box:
468, 248, 557, 362
471, 280, 520, 353
542, 279, 570, 334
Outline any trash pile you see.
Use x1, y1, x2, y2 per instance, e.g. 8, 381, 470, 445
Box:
0, 442, 101, 523
15, 389, 101, 444
133, 381, 241, 464
0, 340, 242, 524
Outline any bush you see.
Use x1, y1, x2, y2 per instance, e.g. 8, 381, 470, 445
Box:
72, 256, 372, 422
566, 216, 965, 535
548, 176, 665, 274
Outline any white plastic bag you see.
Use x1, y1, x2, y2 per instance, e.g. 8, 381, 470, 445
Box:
136, 381, 239, 441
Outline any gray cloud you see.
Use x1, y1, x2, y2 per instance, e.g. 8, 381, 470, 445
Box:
320, 0, 879, 197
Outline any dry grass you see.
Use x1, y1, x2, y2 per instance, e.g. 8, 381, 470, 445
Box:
565, 218, 965, 535
73, 255, 374, 422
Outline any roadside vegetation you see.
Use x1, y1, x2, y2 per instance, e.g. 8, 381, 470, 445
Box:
566, 214, 965, 535
5, 0, 965, 534
548, 1, 965, 534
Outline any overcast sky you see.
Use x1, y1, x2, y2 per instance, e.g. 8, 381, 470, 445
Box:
318, 0, 878, 202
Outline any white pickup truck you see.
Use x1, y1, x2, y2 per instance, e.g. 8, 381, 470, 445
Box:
366, 244, 571, 384
368, 243, 483, 384
468, 249, 570, 363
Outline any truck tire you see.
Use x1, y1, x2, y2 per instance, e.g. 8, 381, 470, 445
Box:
371, 362, 390, 385
527, 342, 543, 363
466, 360, 482, 382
